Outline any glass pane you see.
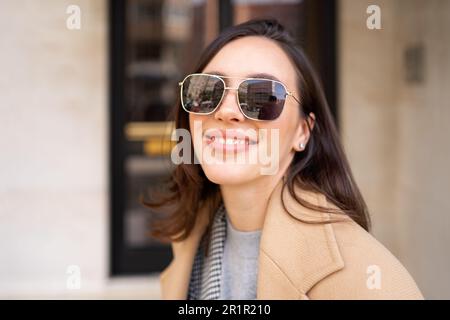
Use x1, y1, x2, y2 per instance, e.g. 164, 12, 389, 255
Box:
233, 0, 304, 40
123, 0, 212, 250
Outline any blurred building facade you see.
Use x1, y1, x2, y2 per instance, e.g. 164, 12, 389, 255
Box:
0, 0, 449, 299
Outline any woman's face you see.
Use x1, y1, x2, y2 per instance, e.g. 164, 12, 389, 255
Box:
189, 36, 311, 186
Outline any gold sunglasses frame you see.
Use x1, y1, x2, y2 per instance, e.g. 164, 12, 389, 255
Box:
178, 73, 301, 121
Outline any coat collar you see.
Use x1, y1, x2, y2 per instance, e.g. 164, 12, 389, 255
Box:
160, 178, 345, 299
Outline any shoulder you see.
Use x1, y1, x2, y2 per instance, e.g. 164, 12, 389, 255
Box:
307, 196, 424, 299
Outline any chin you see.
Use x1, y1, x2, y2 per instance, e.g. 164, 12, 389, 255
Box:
201, 162, 261, 185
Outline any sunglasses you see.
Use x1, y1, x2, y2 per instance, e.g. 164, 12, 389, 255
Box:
178, 73, 301, 121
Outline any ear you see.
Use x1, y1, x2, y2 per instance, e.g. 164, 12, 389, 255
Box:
293, 112, 315, 152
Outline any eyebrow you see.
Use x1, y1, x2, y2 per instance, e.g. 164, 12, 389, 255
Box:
203, 71, 282, 82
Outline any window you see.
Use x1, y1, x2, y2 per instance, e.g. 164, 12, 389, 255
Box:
109, 0, 233, 276
109, 0, 336, 276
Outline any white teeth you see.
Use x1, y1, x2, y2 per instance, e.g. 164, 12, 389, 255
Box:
207, 135, 257, 145
216, 138, 248, 145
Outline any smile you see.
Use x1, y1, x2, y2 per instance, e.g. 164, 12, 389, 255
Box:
203, 128, 258, 152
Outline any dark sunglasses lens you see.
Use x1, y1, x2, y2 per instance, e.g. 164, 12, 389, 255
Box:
181, 75, 224, 114
238, 80, 286, 120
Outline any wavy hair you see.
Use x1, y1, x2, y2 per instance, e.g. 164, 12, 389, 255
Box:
142, 18, 371, 246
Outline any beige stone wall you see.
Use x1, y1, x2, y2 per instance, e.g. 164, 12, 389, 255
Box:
1, 0, 448, 299
0, 0, 159, 298
340, 0, 450, 299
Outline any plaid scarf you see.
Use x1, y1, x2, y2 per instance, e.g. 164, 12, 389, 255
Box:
187, 203, 227, 300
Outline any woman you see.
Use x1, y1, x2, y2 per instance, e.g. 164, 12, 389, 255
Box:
145, 19, 423, 300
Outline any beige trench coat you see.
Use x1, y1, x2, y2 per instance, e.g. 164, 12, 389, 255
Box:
160, 179, 424, 299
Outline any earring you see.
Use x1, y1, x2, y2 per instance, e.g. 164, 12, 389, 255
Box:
299, 143, 305, 150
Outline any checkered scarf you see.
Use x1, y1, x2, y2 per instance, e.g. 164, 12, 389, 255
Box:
187, 203, 227, 300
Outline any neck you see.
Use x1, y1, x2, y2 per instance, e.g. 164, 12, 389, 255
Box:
219, 173, 286, 232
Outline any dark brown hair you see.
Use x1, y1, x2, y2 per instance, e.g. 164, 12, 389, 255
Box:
143, 18, 370, 245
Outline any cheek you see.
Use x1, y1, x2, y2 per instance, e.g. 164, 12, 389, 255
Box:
269, 105, 300, 152
188, 113, 195, 131
189, 114, 204, 141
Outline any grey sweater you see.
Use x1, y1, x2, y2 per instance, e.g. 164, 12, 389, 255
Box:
219, 214, 262, 300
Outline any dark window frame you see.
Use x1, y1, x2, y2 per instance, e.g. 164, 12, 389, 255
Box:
108, 0, 336, 277
108, 0, 235, 276
109, 0, 173, 276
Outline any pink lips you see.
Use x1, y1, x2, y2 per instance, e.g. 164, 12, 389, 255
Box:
203, 128, 258, 153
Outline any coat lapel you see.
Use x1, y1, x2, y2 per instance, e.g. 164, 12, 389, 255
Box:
160, 178, 345, 299
256, 179, 345, 299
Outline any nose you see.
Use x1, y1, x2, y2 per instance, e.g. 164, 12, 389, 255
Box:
214, 86, 246, 122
